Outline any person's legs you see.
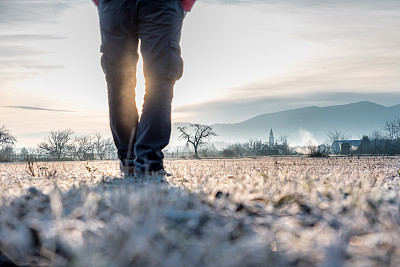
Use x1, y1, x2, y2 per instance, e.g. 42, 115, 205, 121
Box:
135, 0, 184, 172
98, 0, 139, 167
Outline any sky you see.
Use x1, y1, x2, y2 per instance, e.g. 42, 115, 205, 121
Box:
0, 0, 399, 148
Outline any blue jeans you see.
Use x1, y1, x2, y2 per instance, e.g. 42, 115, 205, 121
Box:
98, 0, 184, 172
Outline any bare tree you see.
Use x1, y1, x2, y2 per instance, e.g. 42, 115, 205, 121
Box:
0, 126, 16, 162
229, 143, 246, 157
178, 124, 217, 158
326, 130, 351, 154
383, 117, 400, 140
370, 130, 383, 155
370, 130, 383, 140
20, 147, 29, 161
73, 135, 93, 161
28, 147, 44, 159
244, 139, 264, 156
93, 132, 115, 160
327, 130, 351, 144
0, 146, 15, 162
199, 143, 218, 158
38, 129, 74, 160
222, 143, 245, 158
307, 140, 318, 155
0, 125, 16, 147
277, 135, 290, 155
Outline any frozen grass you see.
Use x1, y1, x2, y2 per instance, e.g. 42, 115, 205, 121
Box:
0, 157, 400, 266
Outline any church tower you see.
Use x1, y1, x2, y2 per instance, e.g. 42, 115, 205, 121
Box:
269, 128, 274, 148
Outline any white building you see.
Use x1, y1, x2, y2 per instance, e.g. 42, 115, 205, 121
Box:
331, 140, 361, 154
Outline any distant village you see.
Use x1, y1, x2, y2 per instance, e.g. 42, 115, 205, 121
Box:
165, 116, 400, 158
165, 125, 400, 159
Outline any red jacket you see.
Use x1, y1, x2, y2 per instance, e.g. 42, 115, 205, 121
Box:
180, 0, 196, 12
92, 0, 196, 12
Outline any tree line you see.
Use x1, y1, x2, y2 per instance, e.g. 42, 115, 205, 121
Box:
221, 137, 291, 157
0, 129, 116, 162
1, 116, 400, 161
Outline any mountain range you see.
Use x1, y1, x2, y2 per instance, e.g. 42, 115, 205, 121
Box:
169, 101, 400, 147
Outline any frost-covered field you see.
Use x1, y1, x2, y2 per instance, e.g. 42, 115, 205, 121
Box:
1, 157, 400, 266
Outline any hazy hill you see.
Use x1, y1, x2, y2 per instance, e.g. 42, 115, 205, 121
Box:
170, 101, 400, 147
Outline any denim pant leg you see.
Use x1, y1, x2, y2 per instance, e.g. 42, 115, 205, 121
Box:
134, 0, 184, 172
98, 0, 139, 167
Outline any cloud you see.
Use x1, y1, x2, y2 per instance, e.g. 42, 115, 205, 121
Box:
0, 45, 46, 58
0, 44, 66, 77
0, 56, 66, 79
18, 64, 65, 70
0, 10, 69, 81
0, 0, 85, 26
0, 34, 64, 41
0, 36, 65, 73
221, 45, 400, 106
4, 106, 75, 113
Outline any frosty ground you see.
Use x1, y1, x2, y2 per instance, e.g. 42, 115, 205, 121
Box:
0, 157, 400, 266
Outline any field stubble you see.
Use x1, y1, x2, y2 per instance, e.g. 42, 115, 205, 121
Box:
0, 157, 399, 266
